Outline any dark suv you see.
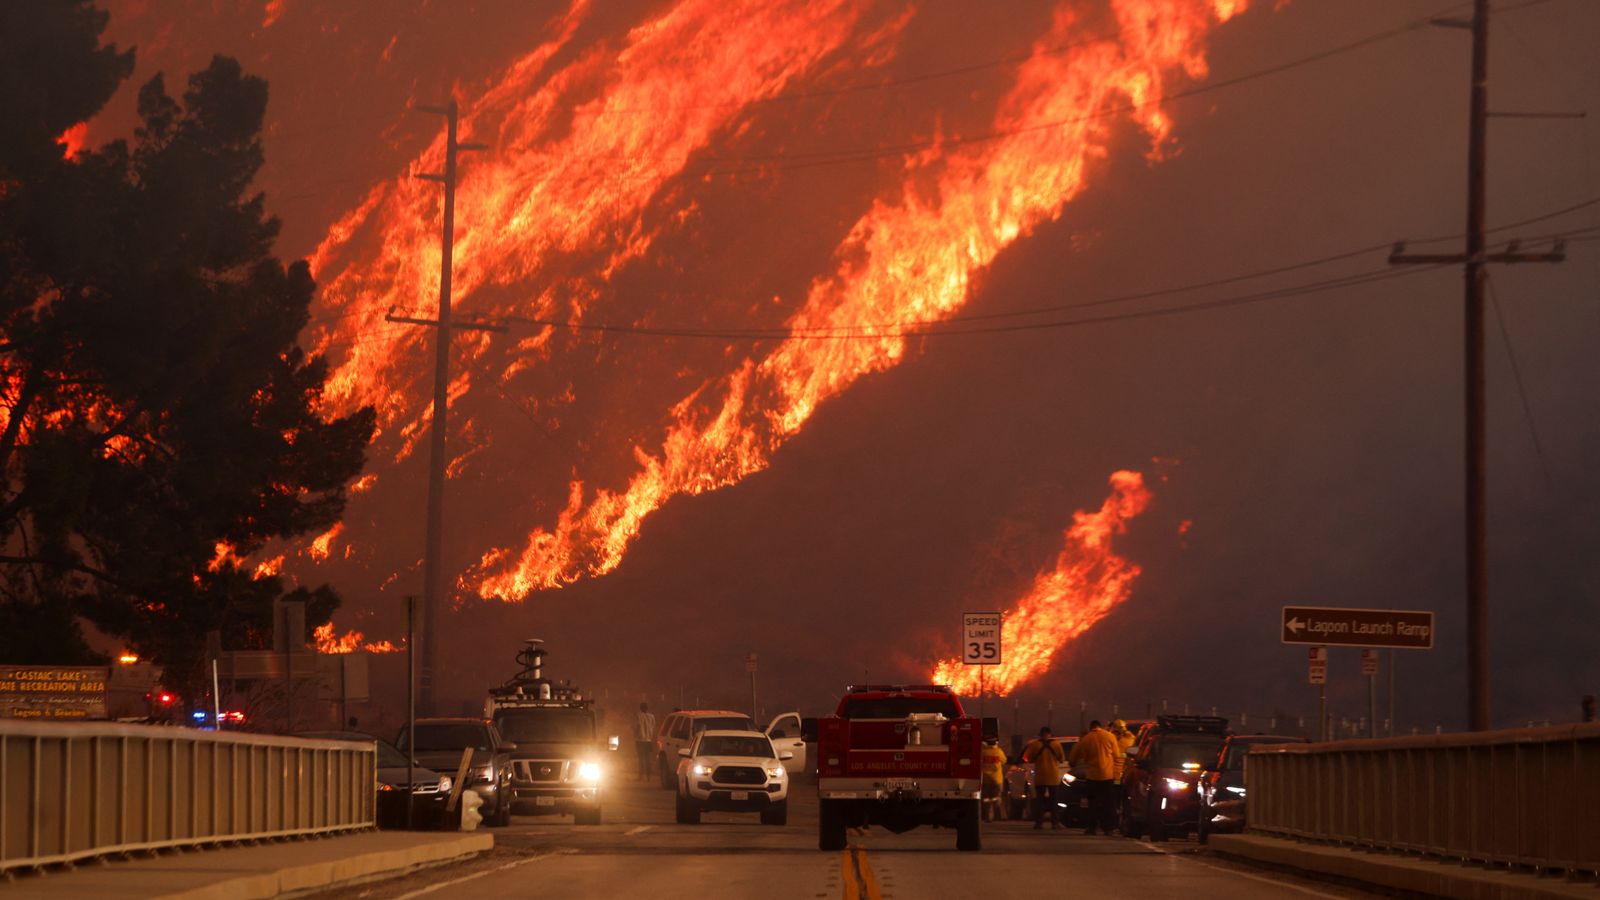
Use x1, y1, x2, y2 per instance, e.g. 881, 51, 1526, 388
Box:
1196, 733, 1307, 842
397, 718, 515, 827
1119, 715, 1230, 842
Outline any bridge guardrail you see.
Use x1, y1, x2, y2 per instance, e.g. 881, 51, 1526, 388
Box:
1, 719, 375, 873
1247, 722, 1600, 878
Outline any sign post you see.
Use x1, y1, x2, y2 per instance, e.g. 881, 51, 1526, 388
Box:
962, 612, 1000, 718
746, 652, 758, 721
1361, 650, 1379, 738
1308, 647, 1327, 740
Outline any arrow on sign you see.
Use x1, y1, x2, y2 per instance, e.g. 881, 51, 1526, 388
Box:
1286, 617, 1305, 636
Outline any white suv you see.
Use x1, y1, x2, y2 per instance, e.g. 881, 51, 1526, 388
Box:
655, 710, 807, 787
674, 730, 791, 825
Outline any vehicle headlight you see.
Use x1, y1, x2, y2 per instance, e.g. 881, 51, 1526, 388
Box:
764, 766, 784, 779
1061, 772, 1076, 784
577, 762, 601, 782
1163, 777, 1190, 792
1226, 786, 1247, 796
437, 776, 453, 794
691, 763, 712, 777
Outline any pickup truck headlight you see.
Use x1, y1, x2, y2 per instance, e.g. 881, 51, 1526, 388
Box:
1162, 777, 1190, 792
691, 763, 712, 777
577, 762, 601, 783
764, 765, 784, 779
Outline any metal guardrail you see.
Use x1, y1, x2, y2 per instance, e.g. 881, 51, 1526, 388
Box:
1247, 722, 1600, 878
1, 719, 375, 873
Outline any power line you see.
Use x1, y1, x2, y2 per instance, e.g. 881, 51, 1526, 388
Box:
1484, 271, 1554, 488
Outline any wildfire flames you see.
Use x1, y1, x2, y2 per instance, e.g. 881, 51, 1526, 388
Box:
295, 0, 1248, 601
312, 622, 400, 654
932, 470, 1153, 696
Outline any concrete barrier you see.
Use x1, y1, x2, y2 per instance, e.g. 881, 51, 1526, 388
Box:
1, 719, 375, 874
1246, 722, 1600, 878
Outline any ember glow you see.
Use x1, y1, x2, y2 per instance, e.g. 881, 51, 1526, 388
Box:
312, 622, 400, 654
474, 0, 1245, 597
931, 470, 1153, 696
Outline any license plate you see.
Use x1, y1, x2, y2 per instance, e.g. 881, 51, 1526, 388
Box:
731, 791, 749, 801
535, 796, 555, 807
885, 778, 915, 792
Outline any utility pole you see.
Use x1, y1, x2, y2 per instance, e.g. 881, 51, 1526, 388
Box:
391, 99, 500, 715
1389, 0, 1564, 732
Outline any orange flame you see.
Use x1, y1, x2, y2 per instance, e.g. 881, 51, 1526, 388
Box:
57, 123, 88, 160
476, 0, 1243, 598
308, 522, 343, 562
312, 622, 400, 654
309, 0, 878, 434
931, 470, 1153, 696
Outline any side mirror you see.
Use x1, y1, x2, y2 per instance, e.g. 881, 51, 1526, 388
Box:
800, 717, 818, 743
677, 748, 692, 758
778, 751, 794, 761
981, 717, 1000, 741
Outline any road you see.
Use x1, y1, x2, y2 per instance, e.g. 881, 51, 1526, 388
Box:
314, 781, 1381, 899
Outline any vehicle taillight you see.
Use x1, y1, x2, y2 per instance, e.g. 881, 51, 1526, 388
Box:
818, 720, 846, 776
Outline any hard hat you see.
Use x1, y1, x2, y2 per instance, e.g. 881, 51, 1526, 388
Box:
1112, 718, 1126, 729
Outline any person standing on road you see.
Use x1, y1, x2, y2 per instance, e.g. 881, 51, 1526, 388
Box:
1109, 719, 1136, 783
1068, 720, 1120, 835
635, 702, 657, 781
980, 736, 1007, 822
1021, 726, 1066, 830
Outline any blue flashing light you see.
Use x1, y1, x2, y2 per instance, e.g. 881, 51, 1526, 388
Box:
191, 711, 206, 720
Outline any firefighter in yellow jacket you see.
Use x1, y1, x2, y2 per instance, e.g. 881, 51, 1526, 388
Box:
1067, 720, 1121, 835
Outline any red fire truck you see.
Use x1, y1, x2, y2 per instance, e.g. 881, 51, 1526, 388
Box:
803, 685, 994, 851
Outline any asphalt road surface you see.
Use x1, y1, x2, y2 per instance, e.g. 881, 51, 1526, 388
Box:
314, 781, 1381, 899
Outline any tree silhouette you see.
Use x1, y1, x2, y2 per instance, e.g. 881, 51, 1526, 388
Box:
0, 2, 375, 696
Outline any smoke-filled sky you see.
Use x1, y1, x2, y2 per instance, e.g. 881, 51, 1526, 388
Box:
92, 0, 1599, 730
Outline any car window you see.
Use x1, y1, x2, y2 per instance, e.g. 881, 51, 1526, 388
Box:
670, 716, 690, 739
692, 716, 755, 733
1148, 736, 1226, 769
493, 708, 594, 743
769, 714, 800, 739
696, 735, 774, 757
402, 723, 491, 752
1222, 737, 1300, 770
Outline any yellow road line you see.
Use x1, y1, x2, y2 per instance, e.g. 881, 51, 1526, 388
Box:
841, 842, 884, 900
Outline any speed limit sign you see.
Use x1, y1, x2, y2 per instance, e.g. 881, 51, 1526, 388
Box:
962, 612, 1001, 665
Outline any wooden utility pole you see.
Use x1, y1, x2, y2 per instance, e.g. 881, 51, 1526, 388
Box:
1390, 0, 1564, 731
390, 99, 500, 715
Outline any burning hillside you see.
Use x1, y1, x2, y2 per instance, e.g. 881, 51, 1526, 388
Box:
300, 0, 1247, 601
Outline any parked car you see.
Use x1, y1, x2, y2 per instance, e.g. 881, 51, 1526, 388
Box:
1196, 734, 1307, 842
297, 731, 451, 828
674, 730, 791, 825
396, 718, 515, 827
1119, 715, 1231, 842
654, 710, 757, 788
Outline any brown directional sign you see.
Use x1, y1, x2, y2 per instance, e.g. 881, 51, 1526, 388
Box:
1281, 606, 1435, 650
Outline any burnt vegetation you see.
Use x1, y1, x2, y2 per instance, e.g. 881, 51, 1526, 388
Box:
0, 2, 375, 691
